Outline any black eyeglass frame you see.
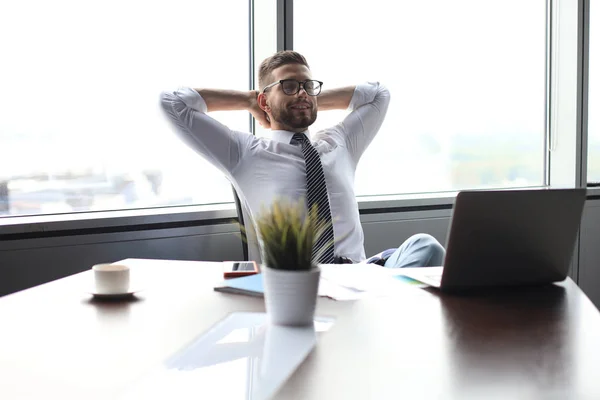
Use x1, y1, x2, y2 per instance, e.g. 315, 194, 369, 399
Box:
262, 79, 324, 96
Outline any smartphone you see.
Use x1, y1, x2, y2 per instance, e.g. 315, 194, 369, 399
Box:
223, 261, 260, 279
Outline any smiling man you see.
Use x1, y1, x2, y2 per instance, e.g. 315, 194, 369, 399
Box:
160, 50, 445, 267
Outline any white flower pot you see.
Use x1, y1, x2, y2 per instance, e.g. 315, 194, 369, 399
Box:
262, 265, 321, 326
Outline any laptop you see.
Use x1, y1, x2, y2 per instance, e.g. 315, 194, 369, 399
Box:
399, 188, 586, 291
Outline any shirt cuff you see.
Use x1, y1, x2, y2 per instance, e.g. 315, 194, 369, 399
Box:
347, 82, 380, 112
174, 87, 208, 113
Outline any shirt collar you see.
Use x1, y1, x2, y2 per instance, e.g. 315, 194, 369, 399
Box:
271, 130, 311, 144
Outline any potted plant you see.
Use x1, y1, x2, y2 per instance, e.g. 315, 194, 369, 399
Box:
255, 199, 332, 326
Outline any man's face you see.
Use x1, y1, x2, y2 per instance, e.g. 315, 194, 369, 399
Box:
263, 64, 318, 132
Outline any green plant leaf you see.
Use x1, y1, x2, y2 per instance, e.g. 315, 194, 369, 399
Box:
254, 198, 321, 270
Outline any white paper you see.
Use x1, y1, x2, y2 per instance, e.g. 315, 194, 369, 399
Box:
318, 277, 370, 301
319, 264, 413, 296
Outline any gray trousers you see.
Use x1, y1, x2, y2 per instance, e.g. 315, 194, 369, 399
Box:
382, 233, 446, 268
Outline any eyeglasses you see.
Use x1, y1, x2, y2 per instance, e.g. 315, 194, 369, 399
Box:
262, 79, 323, 96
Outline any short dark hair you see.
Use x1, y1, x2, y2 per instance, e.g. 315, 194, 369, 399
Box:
258, 51, 310, 90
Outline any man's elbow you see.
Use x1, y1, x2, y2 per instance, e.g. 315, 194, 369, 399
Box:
159, 90, 176, 112
160, 90, 192, 121
373, 84, 391, 112
376, 84, 390, 101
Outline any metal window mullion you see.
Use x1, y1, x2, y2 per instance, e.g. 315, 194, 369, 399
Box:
578, 0, 590, 187
249, 0, 256, 134
547, 0, 585, 188
574, 0, 590, 284
545, 0, 553, 186
277, 0, 293, 51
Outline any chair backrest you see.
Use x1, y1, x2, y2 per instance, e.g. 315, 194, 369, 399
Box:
0, 180, 8, 214
232, 187, 262, 263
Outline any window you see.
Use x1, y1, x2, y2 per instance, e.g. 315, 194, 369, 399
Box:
0, 0, 249, 217
253, 0, 278, 139
589, 1, 599, 184
0, 0, 586, 223
295, 0, 547, 196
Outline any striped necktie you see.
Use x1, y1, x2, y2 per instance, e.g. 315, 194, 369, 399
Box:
291, 133, 335, 264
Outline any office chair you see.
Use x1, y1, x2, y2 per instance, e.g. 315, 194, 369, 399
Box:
232, 187, 262, 263
0, 181, 9, 214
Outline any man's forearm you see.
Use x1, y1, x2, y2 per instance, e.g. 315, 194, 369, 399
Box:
317, 86, 356, 111
195, 89, 257, 112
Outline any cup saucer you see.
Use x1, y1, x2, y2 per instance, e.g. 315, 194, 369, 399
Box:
87, 287, 142, 299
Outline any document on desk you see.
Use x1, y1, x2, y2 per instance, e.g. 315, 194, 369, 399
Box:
319, 264, 427, 299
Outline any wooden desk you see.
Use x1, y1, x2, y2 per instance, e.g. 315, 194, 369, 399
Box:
1, 259, 600, 399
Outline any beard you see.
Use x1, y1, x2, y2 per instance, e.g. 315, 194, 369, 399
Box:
270, 102, 317, 130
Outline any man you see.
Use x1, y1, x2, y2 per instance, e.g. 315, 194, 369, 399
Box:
161, 51, 445, 267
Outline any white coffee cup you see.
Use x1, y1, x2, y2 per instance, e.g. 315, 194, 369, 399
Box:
93, 264, 130, 294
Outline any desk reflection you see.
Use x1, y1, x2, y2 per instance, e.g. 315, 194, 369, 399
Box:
437, 284, 573, 398
119, 312, 334, 400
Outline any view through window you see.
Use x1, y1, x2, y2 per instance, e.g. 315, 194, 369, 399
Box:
0, 0, 248, 217
295, 0, 547, 196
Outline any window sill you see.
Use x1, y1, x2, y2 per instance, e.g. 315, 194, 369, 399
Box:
586, 186, 600, 200
2, 185, 591, 236
0, 193, 460, 236
357, 191, 458, 213
0, 203, 239, 237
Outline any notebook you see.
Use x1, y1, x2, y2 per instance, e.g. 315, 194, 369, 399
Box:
213, 273, 264, 297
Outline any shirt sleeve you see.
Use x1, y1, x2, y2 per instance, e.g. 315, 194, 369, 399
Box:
159, 87, 248, 176
337, 82, 391, 165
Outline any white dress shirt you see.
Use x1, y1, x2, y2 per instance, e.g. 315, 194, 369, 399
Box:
160, 82, 390, 262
